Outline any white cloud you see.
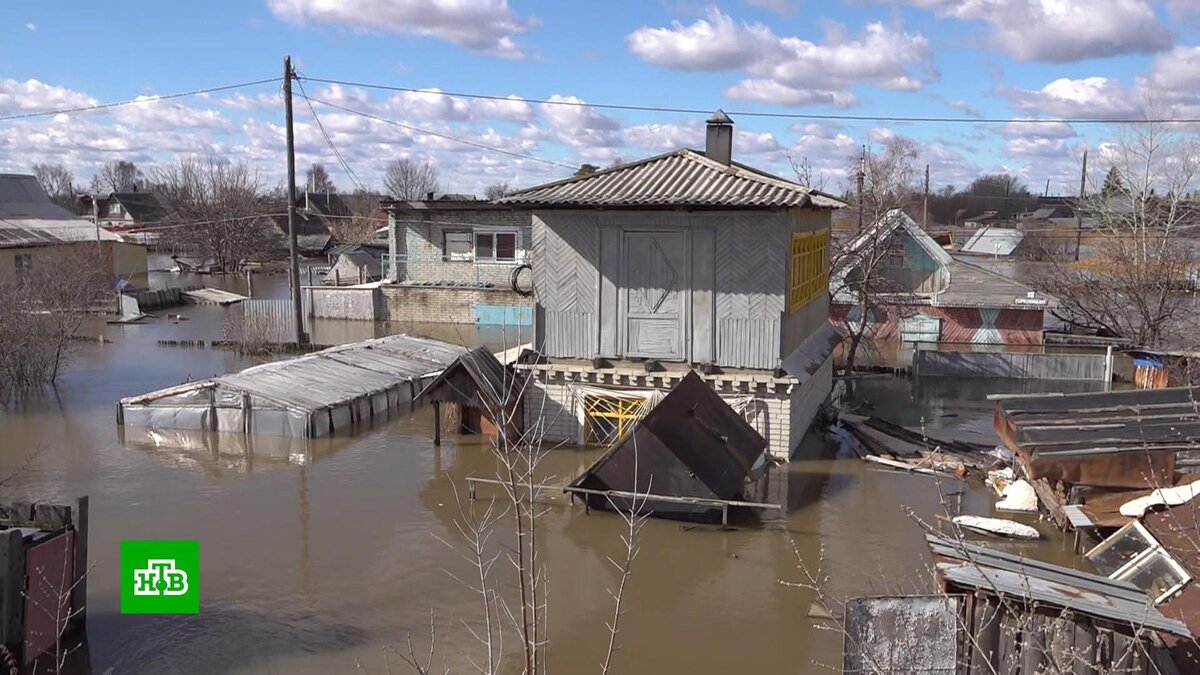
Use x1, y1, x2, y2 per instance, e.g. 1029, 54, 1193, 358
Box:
895, 0, 1171, 62
25, 23, 36, 32
220, 92, 281, 111
947, 100, 982, 118
628, 9, 934, 108
386, 88, 535, 123
1004, 137, 1070, 158
1003, 77, 1143, 119
267, 0, 535, 59
111, 97, 232, 131
540, 95, 622, 149
999, 119, 1076, 139
1148, 46, 1200, 93
624, 122, 703, 153
0, 79, 96, 115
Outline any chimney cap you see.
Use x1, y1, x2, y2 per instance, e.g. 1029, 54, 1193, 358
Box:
706, 109, 734, 125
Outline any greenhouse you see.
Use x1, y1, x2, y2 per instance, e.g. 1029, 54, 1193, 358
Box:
118, 334, 467, 438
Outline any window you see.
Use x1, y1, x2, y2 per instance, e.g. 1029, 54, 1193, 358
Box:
108, 203, 122, 217
1086, 521, 1192, 604
443, 231, 473, 261
14, 254, 32, 279
789, 229, 830, 313
475, 231, 518, 262
442, 229, 520, 263
582, 394, 646, 446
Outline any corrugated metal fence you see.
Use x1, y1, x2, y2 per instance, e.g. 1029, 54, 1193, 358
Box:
914, 350, 1109, 381
236, 298, 312, 343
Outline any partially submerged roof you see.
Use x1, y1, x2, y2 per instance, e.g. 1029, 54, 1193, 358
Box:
568, 371, 768, 519
959, 226, 1024, 256
417, 347, 521, 417
928, 533, 1191, 636
841, 209, 952, 268
122, 334, 467, 414
497, 149, 845, 209
994, 387, 1200, 488
937, 257, 1056, 309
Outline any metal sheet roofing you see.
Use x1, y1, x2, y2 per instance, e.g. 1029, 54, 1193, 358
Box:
0, 174, 123, 246
928, 534, 1191, 636
123, 334, 468, 413
960, 226, 1024, 256
497, 149, 845, 209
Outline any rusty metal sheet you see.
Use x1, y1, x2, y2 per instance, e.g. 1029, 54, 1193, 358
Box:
843, 596, 962, 674
23, 530, 74, 665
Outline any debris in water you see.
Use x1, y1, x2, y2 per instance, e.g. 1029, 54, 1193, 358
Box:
951, 515, 1040, 540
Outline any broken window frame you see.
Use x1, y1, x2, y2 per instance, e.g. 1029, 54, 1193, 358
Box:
1086, 520, 1193, 604
582, 394, 645, 447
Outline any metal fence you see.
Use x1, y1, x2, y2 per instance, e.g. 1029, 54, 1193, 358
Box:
913, 349, 1110, 381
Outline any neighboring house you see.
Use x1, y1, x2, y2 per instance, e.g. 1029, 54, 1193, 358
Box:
497, 110, 846, 459
830, 211, 1054, 360
78, 191, 171, 244
267, 209, 333, 255
325, 244, 385, 286
963, 210, 1006, 227
379, 195, 532, 326
0, 174, 147, 279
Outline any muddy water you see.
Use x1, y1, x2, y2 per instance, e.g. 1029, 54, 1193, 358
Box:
0, 269, 1099, 673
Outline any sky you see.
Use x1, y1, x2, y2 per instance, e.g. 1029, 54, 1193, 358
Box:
2, 0, 1200, 196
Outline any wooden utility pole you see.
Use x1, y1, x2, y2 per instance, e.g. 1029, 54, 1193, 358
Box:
283, 56, 307, 345
856, 145, 866, 231
922, 164, 930, 228
1075, 149, 1088, 262
1002, 178, 1011, 221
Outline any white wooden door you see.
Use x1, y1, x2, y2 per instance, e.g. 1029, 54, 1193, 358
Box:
622, 231, 686, 359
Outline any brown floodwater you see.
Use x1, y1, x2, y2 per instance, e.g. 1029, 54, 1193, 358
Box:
0, 263, 1102, 674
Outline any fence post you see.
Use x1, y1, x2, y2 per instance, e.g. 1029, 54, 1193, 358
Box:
1104, 346, 1114, 391
0, 528, 25, 657
69, 497, 88, 633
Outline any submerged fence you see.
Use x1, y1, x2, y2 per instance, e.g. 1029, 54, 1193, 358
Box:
914, 350, 1110, 381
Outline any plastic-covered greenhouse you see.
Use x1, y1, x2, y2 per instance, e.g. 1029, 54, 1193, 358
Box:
119, 334, 467, 438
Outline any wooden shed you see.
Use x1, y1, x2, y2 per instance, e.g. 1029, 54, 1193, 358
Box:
416, 347, 525, 445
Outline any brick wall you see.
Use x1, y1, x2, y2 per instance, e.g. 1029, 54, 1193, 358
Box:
381, 285, 531, 324
393, 208, 532, 285
523, 373, 800, 460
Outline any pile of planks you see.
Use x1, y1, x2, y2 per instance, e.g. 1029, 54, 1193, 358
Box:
840, 414, 999, 480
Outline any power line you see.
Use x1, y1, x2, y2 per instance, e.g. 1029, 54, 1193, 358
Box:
299, 75, 1200, 126
295, 78, 369, 192
0, 77, 282, 122
304, 96, 576, 169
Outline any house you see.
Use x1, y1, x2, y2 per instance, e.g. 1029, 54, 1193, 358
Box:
497, 110, 846, 459
324, 244, 385, 286
415, 346, 524, 444
267, 209, 333, 256
0, 174, 146, 279
380, 195, 532, 326
957, 225, 1025, 256
830, 211, 1054, 362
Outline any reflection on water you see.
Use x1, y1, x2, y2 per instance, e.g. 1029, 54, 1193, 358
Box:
0, 269, 1095, 672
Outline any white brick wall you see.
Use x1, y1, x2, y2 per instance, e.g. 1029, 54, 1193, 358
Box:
523, 373, 800, 459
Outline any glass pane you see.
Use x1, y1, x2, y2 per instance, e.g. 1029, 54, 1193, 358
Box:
1088, 527, 1151, 575
445, 232, 472, 260
475, 233, 494, 260
1125, 552, 1188, 601
496, 233, 516, 260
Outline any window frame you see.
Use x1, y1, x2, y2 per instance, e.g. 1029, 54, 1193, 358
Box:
789, 229, 830, 313
472, 228, 521, 264
442, 229, 474, 262
1085, 520, 1193, 604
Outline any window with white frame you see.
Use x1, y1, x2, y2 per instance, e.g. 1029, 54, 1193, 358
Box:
443, 231, 473, 261
1086, 520, 1192, 604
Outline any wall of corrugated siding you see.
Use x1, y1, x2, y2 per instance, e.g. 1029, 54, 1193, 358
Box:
789, 355, 833, 454
533, 208, 817, 368
781, 208, 834, 361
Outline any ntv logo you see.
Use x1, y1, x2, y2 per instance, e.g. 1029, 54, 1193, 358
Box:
133, 559, 189, 596
121, 540, 199, 614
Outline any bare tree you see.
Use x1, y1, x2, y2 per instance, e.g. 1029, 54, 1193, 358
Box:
787, 153, 828, 192
89, 160, 143, 193
156, 156, 277, 272
830, 137, 921, 371
0, 245, 110, 396
334, 188, 386, 243
384, 159, 439, 200
484, 182, 512, 201
32, 163, 76, 210
305, 162, 336, 193
1032, 113, 1200, 347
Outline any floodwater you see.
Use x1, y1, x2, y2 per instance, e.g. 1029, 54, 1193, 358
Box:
0, 264, 1101, 674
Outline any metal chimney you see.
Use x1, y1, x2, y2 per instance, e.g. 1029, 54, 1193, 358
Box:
705, 109, 734, 165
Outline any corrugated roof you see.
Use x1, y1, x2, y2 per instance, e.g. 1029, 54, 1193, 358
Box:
928, 534, 1191, 636
0, 174, 124, 246
497, 149, 845, 209
108, 192, 170, 223
960, 226, 1024, 256
123, 334, 467, 413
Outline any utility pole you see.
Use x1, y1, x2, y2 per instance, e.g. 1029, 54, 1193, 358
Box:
1002, 177, 1011, 222
284, 56, 307, 345
856, 145, 866, 231
1075, 149, 1088, 262
922, 164, 930, 228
